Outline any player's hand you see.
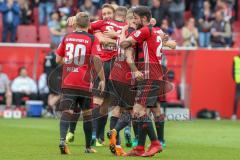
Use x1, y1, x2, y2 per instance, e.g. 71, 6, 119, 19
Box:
134, 71, 144, 81
67, 16, 76, 27
162, 33, 169, 42
103, 30, 118, 38
122, 24, 129, 32
98, 80, 105, 94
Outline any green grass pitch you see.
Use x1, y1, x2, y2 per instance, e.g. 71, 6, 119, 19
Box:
0, 118, 240, 160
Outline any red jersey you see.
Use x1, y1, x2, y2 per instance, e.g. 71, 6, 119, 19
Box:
109, 27, 136, 85
130, 26, 163, 80
90, 19, 127, 61
56, 31, 102, 92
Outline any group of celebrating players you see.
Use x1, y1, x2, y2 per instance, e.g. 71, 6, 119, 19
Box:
54, 3, 176, 157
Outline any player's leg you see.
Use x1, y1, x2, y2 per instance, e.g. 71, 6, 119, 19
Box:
92, 97, 104, 146
108, 109, 130, 156
91, 105, 99, 146
97, 97, 111, 144
132, 115, 139, 147
82, 97, 96, 153
108, 80, 135, 152
114, 110, 132, 156
126, 80, 161, 157
151, 102, 166, 148
125, 103, 147, 156
141, 81, 163, 157
66, 109, 80, 144
124, 123, 132, 148
109, 106, 121, 147
58, 95, 76, 154
110, 106, 120, 130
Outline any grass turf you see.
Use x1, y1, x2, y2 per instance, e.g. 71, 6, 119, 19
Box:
0, 118, 240, 160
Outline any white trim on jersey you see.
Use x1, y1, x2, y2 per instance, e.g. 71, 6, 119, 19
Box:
143, 41, 150, 79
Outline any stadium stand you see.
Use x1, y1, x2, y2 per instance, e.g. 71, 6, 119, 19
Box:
39, 26, 51, 44
0, 0, 240, 119
16, 25, 37, 43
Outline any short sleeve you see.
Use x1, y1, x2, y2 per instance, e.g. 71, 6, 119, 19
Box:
91, 37, 103, 56
56, 38, 65, 57
130, 27, 151, 44
90, 20, 104, 33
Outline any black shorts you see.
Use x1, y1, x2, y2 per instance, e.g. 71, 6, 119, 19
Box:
109, 80, 136, 109
58, 89, 91, 111
93, 58, 115, 98
135, 79, 173, 107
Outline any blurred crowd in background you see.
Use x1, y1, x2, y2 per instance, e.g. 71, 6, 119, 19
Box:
0, 0, 239, 47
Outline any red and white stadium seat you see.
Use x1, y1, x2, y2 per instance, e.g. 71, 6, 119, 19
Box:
39, 26, 51, 43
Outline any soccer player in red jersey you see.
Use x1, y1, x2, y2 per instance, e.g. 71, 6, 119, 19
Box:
120, 6, 167, 157
106, 9, 137, 156
65, 5, 128, 147
149, 18, 177, 149
90, 6, 128, 147
65, 5, 126, 146
56, 12, 105, 154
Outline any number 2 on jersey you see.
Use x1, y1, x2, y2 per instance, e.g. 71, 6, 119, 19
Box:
156, 36, 163, 58
65, 43, 86, 66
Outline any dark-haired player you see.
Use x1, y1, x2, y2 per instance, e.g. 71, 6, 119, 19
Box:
56, 12, 105, 154
120, 6, 166, 157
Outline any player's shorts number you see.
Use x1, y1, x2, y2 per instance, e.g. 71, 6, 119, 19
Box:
65, 43, 86, 66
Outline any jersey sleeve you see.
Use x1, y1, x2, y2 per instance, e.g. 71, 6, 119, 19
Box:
91, 37, 103, 56
90, 20, 104, 33
56, 37, 66, 57
130, 27, 151, 44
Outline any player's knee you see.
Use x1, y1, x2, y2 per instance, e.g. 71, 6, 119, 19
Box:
133, 103, 146, 117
